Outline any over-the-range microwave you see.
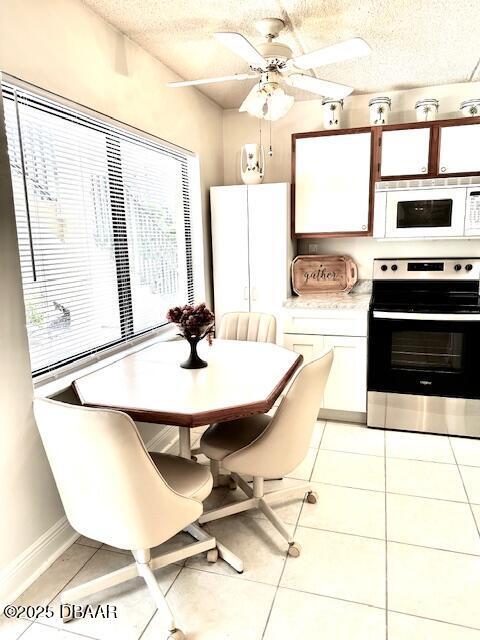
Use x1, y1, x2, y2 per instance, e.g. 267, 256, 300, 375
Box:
373, 177, 480, 239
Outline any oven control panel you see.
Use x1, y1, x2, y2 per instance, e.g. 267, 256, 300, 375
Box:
373, 258, 480, 280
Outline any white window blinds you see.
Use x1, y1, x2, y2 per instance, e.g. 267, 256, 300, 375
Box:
1, 81, 195, 376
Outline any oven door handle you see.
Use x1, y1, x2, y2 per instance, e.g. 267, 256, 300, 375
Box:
373, 311, 480, 321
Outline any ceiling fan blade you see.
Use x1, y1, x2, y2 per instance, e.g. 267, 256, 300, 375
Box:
292, 37, 371, 70
167, 73, 258, 87
214, 32, 266, 67
286, 74, 353, 99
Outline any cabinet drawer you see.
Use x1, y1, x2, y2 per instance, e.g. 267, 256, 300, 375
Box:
283, 311, 367, 337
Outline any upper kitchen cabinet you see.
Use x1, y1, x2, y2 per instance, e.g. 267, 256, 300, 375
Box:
293, 129, 374, 237
439, 123, 480, 175
380, 127, 431, 177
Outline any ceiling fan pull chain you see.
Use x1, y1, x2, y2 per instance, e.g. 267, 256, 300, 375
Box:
269, 111, 273, 157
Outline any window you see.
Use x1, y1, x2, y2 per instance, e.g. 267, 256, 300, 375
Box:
1, 81, 198, 377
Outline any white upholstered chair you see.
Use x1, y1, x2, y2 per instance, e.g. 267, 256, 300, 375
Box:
198, 350, 333, 556
217, 311, 276, 344
34, 398, 216, 640
190, 311, 277, 467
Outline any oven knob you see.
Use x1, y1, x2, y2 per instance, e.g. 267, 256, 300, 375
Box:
381, 264, 388, 271
465, 264, 473, 271
454, 264, 462, 271
391, 264, 398, 271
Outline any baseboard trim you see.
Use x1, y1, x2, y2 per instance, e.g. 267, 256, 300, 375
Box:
0, 516, 78, 606
318, 409, 367, 424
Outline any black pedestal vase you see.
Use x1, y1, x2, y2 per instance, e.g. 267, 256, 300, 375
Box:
180, 335, 208, 369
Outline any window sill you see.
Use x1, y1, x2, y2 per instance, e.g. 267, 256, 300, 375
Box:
34, 325, 179, 399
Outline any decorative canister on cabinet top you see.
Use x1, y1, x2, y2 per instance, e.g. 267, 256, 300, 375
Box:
460, 99, 480, 117
240, 143, 265, 185
369, 97, 391, 125
322, 98, 344, 129
415, 98, 439, 121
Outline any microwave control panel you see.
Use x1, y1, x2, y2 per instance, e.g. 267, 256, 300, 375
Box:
465, 189, 480, 236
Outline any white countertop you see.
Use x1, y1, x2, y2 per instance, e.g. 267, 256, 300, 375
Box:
284, 280, 372, 311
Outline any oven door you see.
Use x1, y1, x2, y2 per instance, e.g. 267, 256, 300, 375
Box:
368, 311, 480, 399
384, 188, 466, 238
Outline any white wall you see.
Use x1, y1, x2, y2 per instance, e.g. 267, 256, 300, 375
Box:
223, 81, 480, 279
0, 0, 223, 597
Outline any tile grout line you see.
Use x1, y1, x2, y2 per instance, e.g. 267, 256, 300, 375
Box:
448, 437, 480, 541
384, 429, 388, 640
319, 445, 462, 465
295, 523, 480, 558
314, 480, 471, 505
387, 607, 480, 633
25, 618, 100, 640
260, 422, 326, 639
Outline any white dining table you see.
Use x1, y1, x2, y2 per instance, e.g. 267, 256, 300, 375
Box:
73, 338, 302, 573
74, 338, 302, 458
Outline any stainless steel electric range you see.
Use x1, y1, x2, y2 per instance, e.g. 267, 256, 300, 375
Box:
367, 258, 480, 437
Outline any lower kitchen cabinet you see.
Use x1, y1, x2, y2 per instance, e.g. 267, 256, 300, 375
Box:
323, 336, 367, 412
283, 332, 367, 413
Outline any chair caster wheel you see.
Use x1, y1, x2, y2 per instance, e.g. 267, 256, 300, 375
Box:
288, 542, 301, 558
167, 629, 185, 640
228, 478, 238, 490
306, 491, 318, 504
207, 548, 219, 563
191, 455, 198, 462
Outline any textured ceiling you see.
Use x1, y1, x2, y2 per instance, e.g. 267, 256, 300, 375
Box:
82, 0, 480, 108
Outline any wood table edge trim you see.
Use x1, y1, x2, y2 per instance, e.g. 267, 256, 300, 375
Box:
72, 352, 303, 428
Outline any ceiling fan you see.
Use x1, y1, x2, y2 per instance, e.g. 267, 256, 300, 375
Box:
167, 18, 371, 120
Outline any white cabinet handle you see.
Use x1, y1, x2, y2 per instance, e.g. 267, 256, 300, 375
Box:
421, 166, 427, 173
361, 224, 367, 230
252, 286, 257, 301
243, 286, 249, 301
441, 166, 446, 172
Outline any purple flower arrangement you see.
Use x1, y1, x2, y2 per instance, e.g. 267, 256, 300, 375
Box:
167, 303, 215, 345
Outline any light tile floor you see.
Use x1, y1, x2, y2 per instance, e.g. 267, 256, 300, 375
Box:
3, 421, 480, 639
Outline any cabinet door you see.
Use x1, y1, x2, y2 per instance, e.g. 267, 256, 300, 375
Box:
295, 131, 371, 234
210, 186, 249, 324
381, 128, 430, 177
323, 336, 367, 412
439, 124, 480, 174
248, 183, 289, 318
283, 334, 324, 364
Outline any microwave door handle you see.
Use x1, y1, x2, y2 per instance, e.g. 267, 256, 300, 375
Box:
373, 311, 480, 321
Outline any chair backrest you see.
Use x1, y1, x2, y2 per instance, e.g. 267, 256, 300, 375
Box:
34, 398, 203, 551
217, 312, 276, 343
223, 349, 333, 478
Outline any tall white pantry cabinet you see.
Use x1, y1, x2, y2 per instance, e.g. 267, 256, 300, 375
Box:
210, 183, 293, 340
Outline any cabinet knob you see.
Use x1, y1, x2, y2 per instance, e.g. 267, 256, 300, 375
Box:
361, 225, 367, 230
421, 166, 427, 173
441, 167, 446, 173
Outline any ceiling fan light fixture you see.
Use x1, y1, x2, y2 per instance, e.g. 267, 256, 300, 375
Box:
239, 78, 294, 121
